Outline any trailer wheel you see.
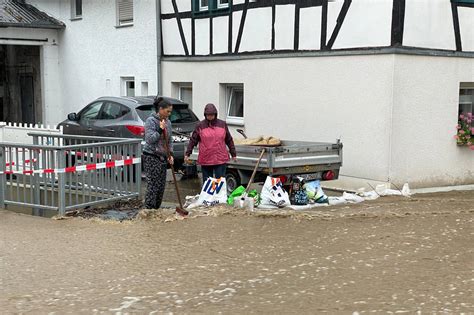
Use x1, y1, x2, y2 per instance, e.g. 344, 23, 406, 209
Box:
226, 170, 241, 194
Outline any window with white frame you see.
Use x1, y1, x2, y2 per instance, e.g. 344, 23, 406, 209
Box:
459, 83, 474, 130
121, 77, 135, 97
179, 84, 193, 108
172, 82, 193, 108
225, 84, 244, 125
193, 0, 230, 13
217, 0, 230, 9
71, 0, 82, 19
200, 0, 209, 11
117, 0, 133, 26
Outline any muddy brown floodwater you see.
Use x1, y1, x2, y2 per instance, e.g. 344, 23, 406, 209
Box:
1, 191, 473, 314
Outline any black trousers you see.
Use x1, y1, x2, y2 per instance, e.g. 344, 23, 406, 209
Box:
143, 154, 167, 209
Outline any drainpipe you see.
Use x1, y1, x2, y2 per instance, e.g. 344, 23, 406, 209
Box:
156, 0, 163, 96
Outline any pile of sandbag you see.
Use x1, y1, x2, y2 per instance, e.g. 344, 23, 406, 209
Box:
234, 136, 281, 146
184, 175, 412, 212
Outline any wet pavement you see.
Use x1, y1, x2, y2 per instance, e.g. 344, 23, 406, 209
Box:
161, 170, 202, 205
1, 190, 473, 314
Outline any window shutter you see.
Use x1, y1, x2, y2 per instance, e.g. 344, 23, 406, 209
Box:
118, 0, 133, 25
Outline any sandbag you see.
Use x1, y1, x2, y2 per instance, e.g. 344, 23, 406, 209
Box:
234, 136, 281, 146
304, 180, 329, 204
260, 176, 290, 208
197, 177, 228, 207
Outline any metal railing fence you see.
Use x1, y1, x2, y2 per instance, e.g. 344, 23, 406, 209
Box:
0, 132, 142, 216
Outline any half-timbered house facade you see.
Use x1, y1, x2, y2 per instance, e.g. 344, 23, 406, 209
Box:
160, 0, 474, 189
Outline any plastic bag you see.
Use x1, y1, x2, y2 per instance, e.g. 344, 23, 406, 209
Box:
341, 192, 365, 203
304, 180, 329, 204
227, 186, 246, 205
247, 190, 261, 207
289, 177, 309, 205
292, 190, 309, 205
184, 194, 200, 209
260, 176, 290, 208
375, 183, 411, 197
197, 177, 228, 207
227, 186, 261, 206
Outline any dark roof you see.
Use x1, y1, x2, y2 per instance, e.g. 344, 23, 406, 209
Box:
0, 0, 65, 29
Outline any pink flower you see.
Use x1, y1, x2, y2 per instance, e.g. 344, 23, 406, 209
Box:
468, 112, 473, 118
460, 130, 466, 135
470, 145, 474, 151
457, 124, 462, 129
468, 141, 473, 146
454, 135, 459, 140
460, 114, 465, 119
472, 128, 474, 133
467, 135, 472, 139
468, 119, 472, 124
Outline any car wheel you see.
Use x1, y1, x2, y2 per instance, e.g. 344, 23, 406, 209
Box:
225, 170, 241, 195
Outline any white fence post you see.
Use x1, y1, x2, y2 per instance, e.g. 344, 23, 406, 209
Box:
0, 122, 6, 143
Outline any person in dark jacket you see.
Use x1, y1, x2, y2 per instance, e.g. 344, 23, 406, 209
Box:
143, 97, 174, 209
185, 103, 237, 183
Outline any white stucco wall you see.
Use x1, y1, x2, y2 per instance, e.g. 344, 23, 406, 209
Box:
458, 7, 474, 52
274, 5, 295, 50
299, 6, 321, 50
41, 44, 62, 126
0, 28, 59, 45
403, 0, 456, 51
161, 55, 395, 185
239, 7, 272, 52
390, 55, 474, 187
195, 18, 210, 55
162, 18, 185, 55
27, 0, 159, 125
213, 16, 229, 54
333, 0, 393, 49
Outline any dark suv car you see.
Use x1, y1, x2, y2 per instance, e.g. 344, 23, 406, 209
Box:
58, 96, 199, 170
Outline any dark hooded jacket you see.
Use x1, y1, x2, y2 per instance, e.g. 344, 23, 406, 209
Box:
185, 103, 236, 165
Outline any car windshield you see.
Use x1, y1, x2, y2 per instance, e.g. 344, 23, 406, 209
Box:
136, 104, 198, 124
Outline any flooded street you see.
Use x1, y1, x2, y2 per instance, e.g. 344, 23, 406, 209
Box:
1, 191, 473, 314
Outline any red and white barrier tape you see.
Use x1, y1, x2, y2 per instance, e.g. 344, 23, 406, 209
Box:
5, 158, 37, 167
1, 158, 141, 175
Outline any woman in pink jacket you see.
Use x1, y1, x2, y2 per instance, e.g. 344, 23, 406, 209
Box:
185, 103, 237, 183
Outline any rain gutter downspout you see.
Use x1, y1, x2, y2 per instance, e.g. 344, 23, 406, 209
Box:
156, 0, 162, 95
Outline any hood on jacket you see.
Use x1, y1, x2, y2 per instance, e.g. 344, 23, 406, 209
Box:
204, 103, 218, 117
